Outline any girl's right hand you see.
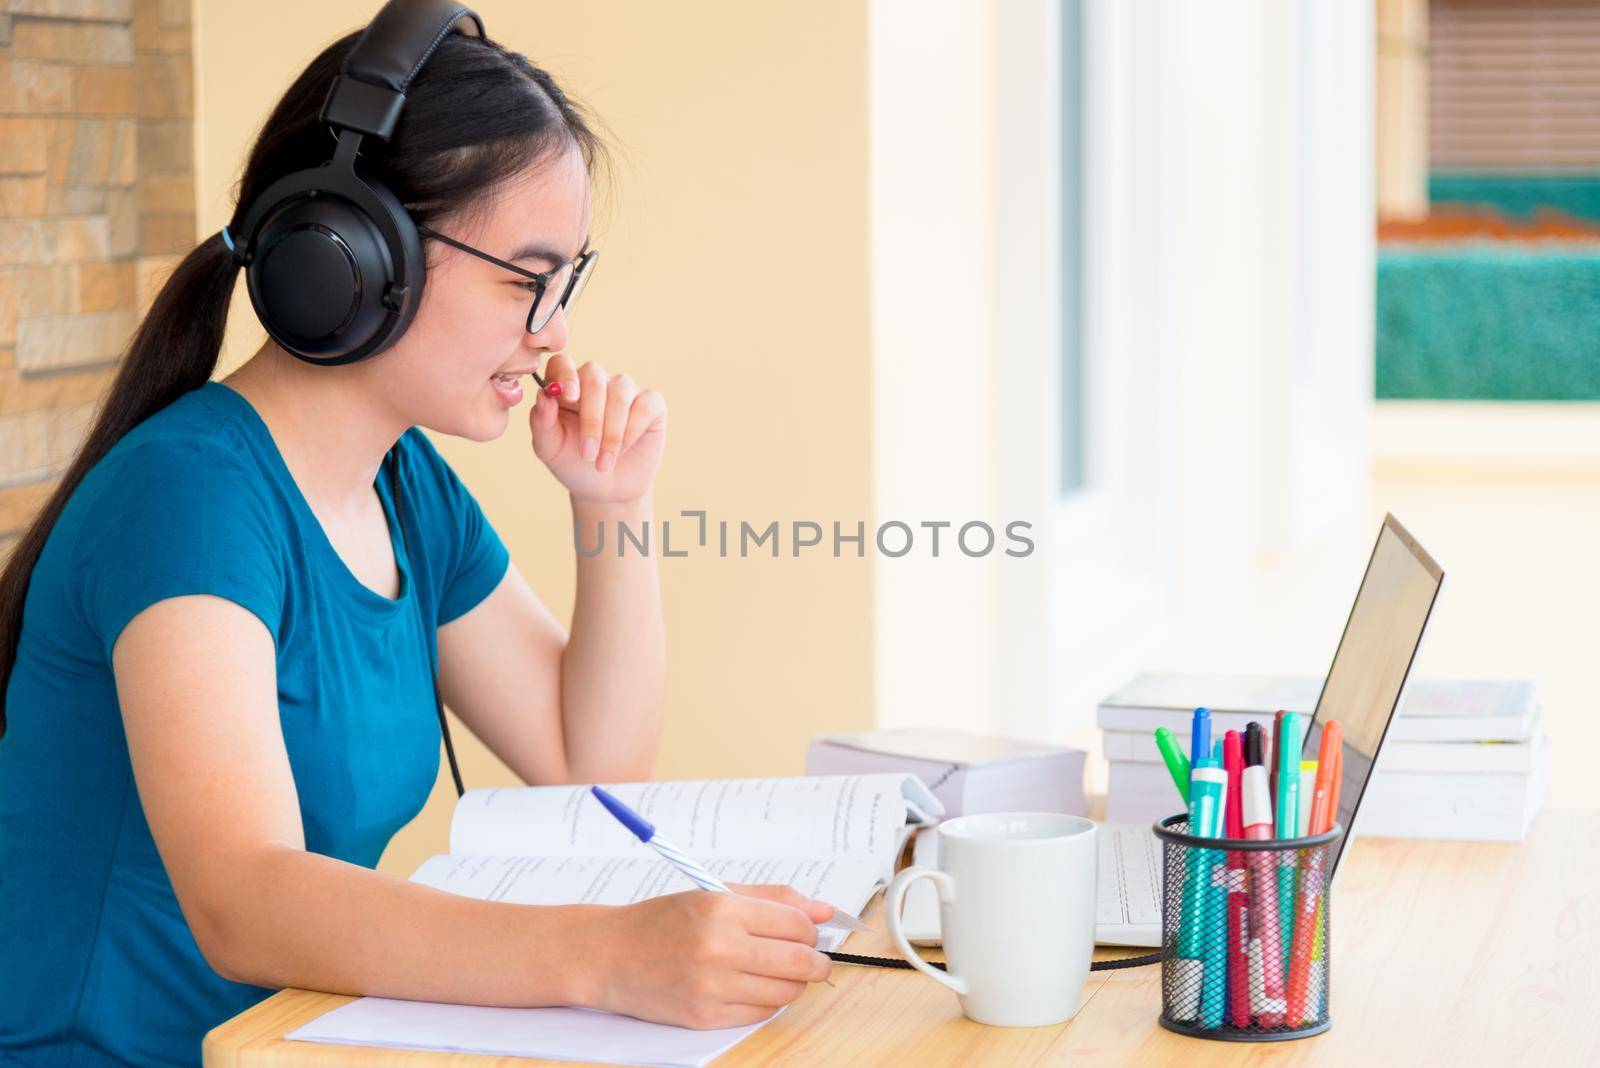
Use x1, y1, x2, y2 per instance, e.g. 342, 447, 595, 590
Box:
581, 884, 836, 1029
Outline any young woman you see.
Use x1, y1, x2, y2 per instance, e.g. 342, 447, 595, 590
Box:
0, 24, 832, 1066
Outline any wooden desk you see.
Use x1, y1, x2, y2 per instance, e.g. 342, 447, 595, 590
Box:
206, 810, 1600, 1066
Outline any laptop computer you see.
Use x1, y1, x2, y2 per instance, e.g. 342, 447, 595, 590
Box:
899, 513, 1445, 947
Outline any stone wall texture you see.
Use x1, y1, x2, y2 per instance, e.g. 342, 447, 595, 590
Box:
0, 0, 193, 562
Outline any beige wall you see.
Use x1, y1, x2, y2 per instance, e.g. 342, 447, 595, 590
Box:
194, 0, 876, 875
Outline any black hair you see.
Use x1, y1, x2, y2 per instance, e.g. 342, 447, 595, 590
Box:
0, 28, 614, 737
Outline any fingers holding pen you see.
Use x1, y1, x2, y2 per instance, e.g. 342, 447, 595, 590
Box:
527, 357, 667, 496
539, 351, 580, 401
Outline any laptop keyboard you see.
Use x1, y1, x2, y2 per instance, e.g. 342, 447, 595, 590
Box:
1097, 823, 1163, 929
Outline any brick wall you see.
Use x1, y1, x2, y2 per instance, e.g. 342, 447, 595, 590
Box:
0, 0, 194, 563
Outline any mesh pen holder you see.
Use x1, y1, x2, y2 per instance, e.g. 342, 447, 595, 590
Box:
1151, 814, 1344, 1041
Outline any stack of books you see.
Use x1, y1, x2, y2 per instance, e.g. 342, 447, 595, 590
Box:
805, 728, 1088, 818
1099, 674, 1547, 841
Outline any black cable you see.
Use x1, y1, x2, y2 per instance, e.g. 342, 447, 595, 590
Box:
825, 948, 1164, 972
389, 444, 465, 798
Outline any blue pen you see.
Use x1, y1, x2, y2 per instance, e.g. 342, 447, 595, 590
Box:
589, 786, 871, 945
590, 785, 734, 892
1189, 708, 1212, 800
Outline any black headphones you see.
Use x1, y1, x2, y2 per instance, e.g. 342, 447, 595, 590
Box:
225, 0, 483, 367
226, 0, 485, 796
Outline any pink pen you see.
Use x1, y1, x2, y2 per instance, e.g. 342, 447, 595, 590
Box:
1242, 724, 1286, 1026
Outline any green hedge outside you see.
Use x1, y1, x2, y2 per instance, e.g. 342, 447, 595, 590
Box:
1429, 174, 1600, 222
1376, 244, 1600, 400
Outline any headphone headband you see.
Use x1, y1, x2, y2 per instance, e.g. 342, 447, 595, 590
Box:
321, 1, 484, 141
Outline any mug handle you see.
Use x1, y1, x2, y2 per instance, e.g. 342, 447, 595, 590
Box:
883, 866, 968, 996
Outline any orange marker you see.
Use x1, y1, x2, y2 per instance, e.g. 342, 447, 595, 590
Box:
1305, 722, 1343, 837
1285, 721, 1342, 1023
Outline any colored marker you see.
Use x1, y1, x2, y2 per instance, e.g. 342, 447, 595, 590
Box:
1155, 725, 1190, 804
1326, 741, 1345, 833
1305, 722, 1343, 839
1241, 726, 1286, 1026
1297, 761, 1317, 838
1222, 730, 1251, 1028
1285, 722, 1343, 1024
1248, 939, 1267, 1025
1311, 740, 1344, 1021
1275, 712, 1303, 974
1243, 721, 1265, 791
1196, 759, 1230, 1027
1269, 710, 1286, 800
1176, 757, 1226, 1022
1189, 708, 1212, 798
1275, 711, 1302, 839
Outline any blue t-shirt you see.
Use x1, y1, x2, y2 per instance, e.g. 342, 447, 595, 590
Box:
0, 380, 510, 1066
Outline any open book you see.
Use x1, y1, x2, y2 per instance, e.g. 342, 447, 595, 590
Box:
288, 774, 942, 1067
413, 773, 941, 914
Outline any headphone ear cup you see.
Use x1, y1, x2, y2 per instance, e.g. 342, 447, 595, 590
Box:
241, 165, 425, 365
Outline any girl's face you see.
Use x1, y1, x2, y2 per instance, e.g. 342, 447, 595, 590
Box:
385, 144, 593, 442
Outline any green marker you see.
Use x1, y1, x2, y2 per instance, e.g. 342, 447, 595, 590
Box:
1155, 726, 1190, 803
1275, 711, 1303, 970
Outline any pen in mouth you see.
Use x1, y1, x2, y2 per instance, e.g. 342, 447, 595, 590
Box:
529, 368, 565, 398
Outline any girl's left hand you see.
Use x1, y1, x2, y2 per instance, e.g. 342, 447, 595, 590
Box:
529, 354, 667, 505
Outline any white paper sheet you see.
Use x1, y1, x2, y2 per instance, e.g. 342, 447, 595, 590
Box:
288, 853, 864, 1063
287, 999, 781, 1068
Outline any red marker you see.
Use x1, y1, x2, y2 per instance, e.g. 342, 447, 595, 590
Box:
1224, 730, 1245, 838
1222, 730, 1250, 1027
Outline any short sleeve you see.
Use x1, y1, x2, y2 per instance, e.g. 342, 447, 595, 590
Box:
401, 429, 511, 627
72, 437, 286, 660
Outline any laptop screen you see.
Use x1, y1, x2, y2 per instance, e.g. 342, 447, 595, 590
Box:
1306, 514, 1444, 876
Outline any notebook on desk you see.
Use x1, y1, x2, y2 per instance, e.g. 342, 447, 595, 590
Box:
288, 774, 942, 1067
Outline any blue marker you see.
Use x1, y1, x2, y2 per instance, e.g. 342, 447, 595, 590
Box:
1189, 708, 1212, 800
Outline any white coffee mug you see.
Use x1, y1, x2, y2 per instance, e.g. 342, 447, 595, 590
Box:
884, 812, 1097, 1028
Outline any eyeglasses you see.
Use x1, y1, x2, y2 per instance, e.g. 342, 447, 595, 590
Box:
416, 224, 597, 334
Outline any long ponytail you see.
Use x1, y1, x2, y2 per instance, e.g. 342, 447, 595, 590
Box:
0, 24, 611, 739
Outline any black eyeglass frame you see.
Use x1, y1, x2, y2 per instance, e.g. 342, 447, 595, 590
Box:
415, 223, 596, 334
